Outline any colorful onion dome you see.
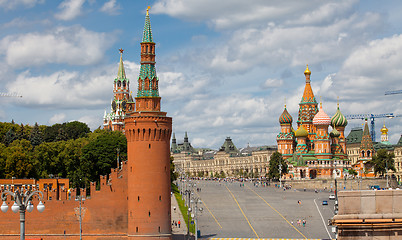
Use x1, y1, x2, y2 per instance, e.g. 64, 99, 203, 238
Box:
381, 124, 388, 134
330, 128, 340, 138
279, 106, 293, 124
295, 124, 308, 138
304, 64, 311, 75
331, 104, 348, 127
313, 103, 331, 125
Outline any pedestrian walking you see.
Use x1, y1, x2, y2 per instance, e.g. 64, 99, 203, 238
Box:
302, 219, 306, 227
178, 220, 181, 228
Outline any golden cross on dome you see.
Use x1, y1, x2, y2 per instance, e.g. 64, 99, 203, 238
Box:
119, 48, 124, 54
337, 96, 340, 107
146, 6, 151, 15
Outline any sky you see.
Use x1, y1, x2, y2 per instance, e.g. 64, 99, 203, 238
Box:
0, 0, 401, 150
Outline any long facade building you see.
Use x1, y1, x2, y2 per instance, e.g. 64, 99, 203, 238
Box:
172, 134, 276, 177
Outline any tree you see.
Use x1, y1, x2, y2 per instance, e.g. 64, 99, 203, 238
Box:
369, 149, 396, 177
63, 121, 90, 140
268, 151, 288, 180
80, 130, 127, 184
3, 128, 17, 146
170, 156, 178, 183
30, 122, 43, 147
33, 141, 67, 178
348, 168, 358, 178
3, 139, 35, 178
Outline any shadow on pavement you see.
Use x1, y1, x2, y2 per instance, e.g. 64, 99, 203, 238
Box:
172, 234, 193, 240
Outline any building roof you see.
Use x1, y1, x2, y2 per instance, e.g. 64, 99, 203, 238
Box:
300, 65, 317, 104
295, 124, 308, 137
360, 120, 374, 151
219, 137, 239, 155
279, 106, 293, 124
346, 127, 363, 144
142, 7, 153, 43
331, 104, 348, 127
117, 49, 126, 80
313, 102, 331, 125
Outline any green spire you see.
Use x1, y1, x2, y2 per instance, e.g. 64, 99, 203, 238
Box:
142, 6, 153, 43
117, 48, 126, 80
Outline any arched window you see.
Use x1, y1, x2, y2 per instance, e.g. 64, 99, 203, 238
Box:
117, 80, 121, 87
367, 150, 371, 157
362, 151, 365, 157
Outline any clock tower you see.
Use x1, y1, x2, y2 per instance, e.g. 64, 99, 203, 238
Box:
103, 49, 135, 132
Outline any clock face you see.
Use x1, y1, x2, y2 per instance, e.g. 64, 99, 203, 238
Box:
122, 100, 127, 111
112, 101, 117, 111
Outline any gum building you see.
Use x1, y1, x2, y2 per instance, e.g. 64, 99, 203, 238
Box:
0, 8, 172, 240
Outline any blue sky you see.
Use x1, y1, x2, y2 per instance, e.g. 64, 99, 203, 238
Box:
0, 0, 401, 149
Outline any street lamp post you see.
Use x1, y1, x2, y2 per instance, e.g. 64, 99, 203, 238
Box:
1, 189, 45, 240
278, 163, 282, 188
184, 189, 191, 239
190, 198, 203, 240
386, 158, 389, 188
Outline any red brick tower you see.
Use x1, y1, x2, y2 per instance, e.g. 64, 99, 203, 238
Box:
125, 7, 172, 240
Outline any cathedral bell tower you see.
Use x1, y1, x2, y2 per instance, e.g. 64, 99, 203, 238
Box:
124, 7, 172, 240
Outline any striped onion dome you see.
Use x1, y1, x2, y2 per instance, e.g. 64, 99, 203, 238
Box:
313, 103, 331, 125
330, 128, 340, 138
330, 105, 348, 127
279, 107, 293, 124
295, 124, 308, 138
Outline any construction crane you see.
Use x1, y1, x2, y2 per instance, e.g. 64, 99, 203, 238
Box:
385, 90, 402, 95
345, 113, 396, 142
0, 92, 22, 98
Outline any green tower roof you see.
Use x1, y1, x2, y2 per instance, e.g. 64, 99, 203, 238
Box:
142, 7, 153, 43
117, 49, 126, 80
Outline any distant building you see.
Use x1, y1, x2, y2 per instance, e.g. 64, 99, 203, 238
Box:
346, 121, 402, 182
171, 133, 276, 177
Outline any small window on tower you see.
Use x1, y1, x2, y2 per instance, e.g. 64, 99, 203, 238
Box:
117, 80, 121, 87
123, 81, 126, 88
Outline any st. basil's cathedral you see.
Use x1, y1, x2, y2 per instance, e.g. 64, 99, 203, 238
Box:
277, 66, 351, 179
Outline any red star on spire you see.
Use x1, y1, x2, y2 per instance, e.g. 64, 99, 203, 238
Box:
119, 48, 124, 54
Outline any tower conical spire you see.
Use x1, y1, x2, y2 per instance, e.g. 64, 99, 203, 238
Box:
143, 6, 153, 43
301, 65, 316, 103
136, 7, 160, 110
117, 48, 126, 80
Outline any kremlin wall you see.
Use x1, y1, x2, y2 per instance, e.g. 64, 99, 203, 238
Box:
0, 8, 172, 240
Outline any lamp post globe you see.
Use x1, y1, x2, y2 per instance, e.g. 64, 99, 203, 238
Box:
26, 201, 34, 213
12, 202, 19, 213
37, 201, 45, 213
1, 201, 8, 213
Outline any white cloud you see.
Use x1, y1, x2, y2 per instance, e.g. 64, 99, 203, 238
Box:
261, 78, 283, 89
100, 0, 121, 15
0, 0, 44, 10
0, 25, 115, 67
55, 0, 85, 21
153, 0, 358, 30
3, 59, 140, 109
49, 113, 66, 125
1, 17, 51, 29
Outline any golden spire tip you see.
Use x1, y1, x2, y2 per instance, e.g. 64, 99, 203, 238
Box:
147, 6, 151, 15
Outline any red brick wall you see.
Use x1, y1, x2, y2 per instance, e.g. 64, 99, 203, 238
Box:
0, 164, 129, 239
